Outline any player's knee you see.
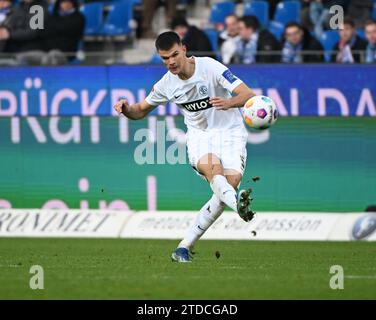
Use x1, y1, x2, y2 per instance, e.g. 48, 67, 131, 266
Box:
197, 163, 224, 182
226, 174, 242, 190
210, 164, 223, 176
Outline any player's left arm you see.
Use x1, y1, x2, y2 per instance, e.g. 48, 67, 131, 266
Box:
210, 83, 255, 110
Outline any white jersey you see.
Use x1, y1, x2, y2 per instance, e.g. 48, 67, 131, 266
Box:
145, 56, 246, 131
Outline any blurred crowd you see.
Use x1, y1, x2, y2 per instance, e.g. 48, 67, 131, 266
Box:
211, 14, 376, 64
168, 0, 376, 64
0, 0, 85, 65
0, 0, 375, 65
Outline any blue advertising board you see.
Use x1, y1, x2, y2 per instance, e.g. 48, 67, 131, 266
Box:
0, 64, 375, 116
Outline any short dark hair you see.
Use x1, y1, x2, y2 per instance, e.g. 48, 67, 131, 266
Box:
365, 19, 376, 28
343, 17, 355, 28
284, 22, 302, 32
239, 16, 260, 31
225, 14, 238, 21
171, 17, 189, 30
155, 31, 182, 51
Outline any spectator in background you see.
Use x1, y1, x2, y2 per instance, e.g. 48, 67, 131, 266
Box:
233, 16, 280, 64
0, 0, 13, 52
142, 0, 176, 38
171, 17, 213, 57
43, 0, 85, 64
0, 0, 12, 24
0, 0, 48, 57
219, 14, 239, 64
219, 14, 239, 48
332, 17, 367, 63
281, 22, 324, 63
365, 20, 376, 63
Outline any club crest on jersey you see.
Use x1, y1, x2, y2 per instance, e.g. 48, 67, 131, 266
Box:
199, 85, 208, 96
181, 97, 213, 112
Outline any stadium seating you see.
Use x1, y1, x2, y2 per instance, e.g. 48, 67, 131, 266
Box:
81, 3, 104, 36
148, 53, 163, 65
204, 28, 219, 52
48, 3, 54, 13
319, 30, 340, 62
243, 1, 269, 27
204, 28, 220, 60
273, 1, 301, 25
209, 1, 235, 24
268, 21, 284, 41
101, 1, 133, 36
357, 29, 366, 40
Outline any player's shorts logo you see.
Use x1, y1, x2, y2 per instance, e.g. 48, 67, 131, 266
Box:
199, 85, 208, 96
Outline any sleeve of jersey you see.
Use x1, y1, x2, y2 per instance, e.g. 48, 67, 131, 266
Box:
145, 80, 169, 106
211, 59, 243, 92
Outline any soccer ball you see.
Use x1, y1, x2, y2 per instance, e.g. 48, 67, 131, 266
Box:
243, 95, 278, 130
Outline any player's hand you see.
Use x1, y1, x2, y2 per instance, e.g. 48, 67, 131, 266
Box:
210, 97, 231, 110
114, 99, 129, 115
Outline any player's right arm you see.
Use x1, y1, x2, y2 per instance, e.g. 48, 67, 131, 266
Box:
114, 99, 155, 120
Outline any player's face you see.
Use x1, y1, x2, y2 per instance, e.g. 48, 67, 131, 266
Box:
158, 43, 187, 74
285, 26, 303, 46
365, 23, 376, 45
339, 24, 355, 43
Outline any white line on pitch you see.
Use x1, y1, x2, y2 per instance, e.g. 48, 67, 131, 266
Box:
345, 275, 376, 279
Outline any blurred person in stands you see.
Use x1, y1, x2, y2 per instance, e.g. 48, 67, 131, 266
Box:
0, 0, 48, 60
365, 19, 376, 63
43, 0, 85, 64
281, 22, 324, 63
331, 17, 367, 63
171, 17, 214, 57
233, 15, 280, 64
219, 14, 240, 64
0, 0, 13, 52
142, 0, 176, 38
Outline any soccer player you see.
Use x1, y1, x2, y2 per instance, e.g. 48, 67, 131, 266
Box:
114, 31, 255, 262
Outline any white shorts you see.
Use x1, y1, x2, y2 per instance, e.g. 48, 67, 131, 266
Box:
186, 128, 248, 178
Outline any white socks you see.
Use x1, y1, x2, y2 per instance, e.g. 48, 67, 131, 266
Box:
210, 174, 238, 212
178, 194, 225, 249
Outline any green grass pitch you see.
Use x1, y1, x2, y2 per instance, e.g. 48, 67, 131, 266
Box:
0, 238, 375, 299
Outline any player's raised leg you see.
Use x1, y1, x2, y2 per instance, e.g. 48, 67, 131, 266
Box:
199, 154, 254, 221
